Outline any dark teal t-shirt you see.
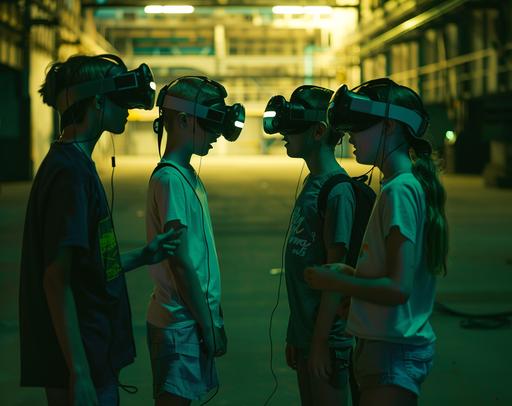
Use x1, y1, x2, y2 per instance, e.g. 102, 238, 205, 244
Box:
19, 142, 135, 388
285, 168, 355, 351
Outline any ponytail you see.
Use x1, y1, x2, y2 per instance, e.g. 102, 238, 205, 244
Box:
411, 149, 449, 276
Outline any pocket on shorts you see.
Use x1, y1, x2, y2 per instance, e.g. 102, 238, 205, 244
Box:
148, 323, 202, 359
402, 344, 435, 383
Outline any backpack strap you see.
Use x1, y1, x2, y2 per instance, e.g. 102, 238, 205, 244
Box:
317, 173, 352, 219
317, 173, 376, 267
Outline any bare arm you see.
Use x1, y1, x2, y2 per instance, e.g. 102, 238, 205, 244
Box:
43, 247, 97, 405
163, 221, 215, 348
311, 245, 347, 343
305, 226, 414, 306
308, 245, 347, 379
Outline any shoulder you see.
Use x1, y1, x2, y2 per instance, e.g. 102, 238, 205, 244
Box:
42, 150, 92, 189
321, 173, 356, 203
150, 165, 190, 196
381, 173, 425, 212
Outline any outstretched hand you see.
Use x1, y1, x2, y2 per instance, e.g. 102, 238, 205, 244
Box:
143, 226, 184, 265
304, 263, 353, 290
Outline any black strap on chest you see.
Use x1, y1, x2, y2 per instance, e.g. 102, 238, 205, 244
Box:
317, 174, 376, 267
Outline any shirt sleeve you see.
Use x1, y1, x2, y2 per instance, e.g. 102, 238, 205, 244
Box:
154, 170, 189, 229
381, 182, 422, 244
323, 181, 355, 248
43, 168, 90, 266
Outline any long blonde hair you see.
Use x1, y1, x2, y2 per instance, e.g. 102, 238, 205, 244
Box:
360, 80, 449, 275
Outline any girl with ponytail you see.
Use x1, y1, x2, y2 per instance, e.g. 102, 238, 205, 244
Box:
303, 79, 448, 405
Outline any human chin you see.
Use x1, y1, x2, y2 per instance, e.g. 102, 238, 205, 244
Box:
108, 122, 126, 134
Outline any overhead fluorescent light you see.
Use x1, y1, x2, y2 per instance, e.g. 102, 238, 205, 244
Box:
304, 6, 333, 15
272, 6, 304, 15
272, 5, 333, 15
144, 5, 195, 14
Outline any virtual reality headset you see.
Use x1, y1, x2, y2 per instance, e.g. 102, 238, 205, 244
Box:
263, 85, 332, 135
155, 83, 245, 142
327, 82, 428, 138
56, 62, 156, 113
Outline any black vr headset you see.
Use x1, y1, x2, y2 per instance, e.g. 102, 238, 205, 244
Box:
327, 78, 429, 138
263, 85, 333, 135
153, 76, 245, 154
56, 54, 156, 129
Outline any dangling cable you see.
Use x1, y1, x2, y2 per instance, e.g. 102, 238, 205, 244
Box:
110, 132, 116, 217
264, 161, 305, 406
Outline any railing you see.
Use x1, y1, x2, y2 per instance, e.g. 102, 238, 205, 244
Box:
389, 43, 512, 103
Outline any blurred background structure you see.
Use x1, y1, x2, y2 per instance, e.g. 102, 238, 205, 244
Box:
2, 0, 512, 185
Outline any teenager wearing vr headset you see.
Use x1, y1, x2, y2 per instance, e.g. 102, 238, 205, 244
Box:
19, 54, 183, 406
146, 76, 244, 405
305, 78, 449, 405
264, 85, 376, 406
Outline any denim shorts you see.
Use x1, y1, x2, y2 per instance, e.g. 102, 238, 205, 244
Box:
353, 339, 435, 396
146, 322, 218, 400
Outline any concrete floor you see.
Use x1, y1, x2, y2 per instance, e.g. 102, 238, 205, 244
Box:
1, 155, 511, 406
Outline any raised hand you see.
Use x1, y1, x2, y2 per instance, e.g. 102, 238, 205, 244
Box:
143, 226, 185, 265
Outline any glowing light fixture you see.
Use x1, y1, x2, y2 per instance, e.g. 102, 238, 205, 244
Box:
144, 5, 195, 14
445, 130, 457, 144
272, 5, 332, 15
304, 6, 333, 15
272, 6, 305, 15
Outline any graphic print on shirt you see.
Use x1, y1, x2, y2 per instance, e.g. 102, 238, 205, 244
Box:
98, 216, 122, 281
288, 206, 316, 257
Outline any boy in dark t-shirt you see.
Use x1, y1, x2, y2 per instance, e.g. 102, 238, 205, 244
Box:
19, 54, 182, 405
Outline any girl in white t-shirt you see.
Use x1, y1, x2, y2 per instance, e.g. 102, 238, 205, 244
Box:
304, 79, 448, 405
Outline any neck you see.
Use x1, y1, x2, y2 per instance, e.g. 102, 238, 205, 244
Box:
162, 145, 192, 168
59, 125, 102, 157
380, 147, 411, 179
305, 145, 340, 176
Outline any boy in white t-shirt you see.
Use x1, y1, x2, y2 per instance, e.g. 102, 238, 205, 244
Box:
304, 79, 448, 405
146, 76, 244, 405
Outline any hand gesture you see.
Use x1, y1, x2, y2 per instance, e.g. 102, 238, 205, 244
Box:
143, 226, 184, 265
304, 263, 343, 290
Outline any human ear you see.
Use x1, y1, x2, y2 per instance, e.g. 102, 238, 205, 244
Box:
314, 122, 328, 141
177, 112, 188, 128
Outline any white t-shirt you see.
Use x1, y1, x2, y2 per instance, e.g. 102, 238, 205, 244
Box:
347, 172, 436, 345
146, 159, 222, 329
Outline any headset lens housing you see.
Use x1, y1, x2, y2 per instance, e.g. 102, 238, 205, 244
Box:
327, 85, 381, 133
108, 63, 156, 110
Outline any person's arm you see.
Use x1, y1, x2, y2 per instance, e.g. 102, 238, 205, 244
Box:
163, 220, 221, 356
120, 226, 183, 272
305, 226, 414, 306
308, 245, 347, 380
43, 247, 98, 406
